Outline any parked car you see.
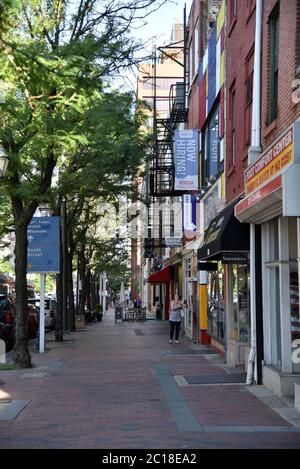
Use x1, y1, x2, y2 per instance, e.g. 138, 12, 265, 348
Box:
27, 304, 39, 339
0, 294, 15, 351
27, 297, 57, 330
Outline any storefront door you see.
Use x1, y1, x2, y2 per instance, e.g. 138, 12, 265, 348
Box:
232, 265, 250, 343
207, 263, 225, 345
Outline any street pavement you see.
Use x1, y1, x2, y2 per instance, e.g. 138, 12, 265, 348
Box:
0, 308, 300, 449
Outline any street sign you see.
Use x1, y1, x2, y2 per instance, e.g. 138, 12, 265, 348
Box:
165, 237, 182, 247
27, 217, 60, 273
26, 217, 60, 354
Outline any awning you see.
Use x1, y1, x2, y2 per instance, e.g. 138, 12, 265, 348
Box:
198, 202, 250, 261
148, 266, 172, 284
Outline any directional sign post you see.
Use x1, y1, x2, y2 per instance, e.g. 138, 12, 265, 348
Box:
27, 217, 60, 353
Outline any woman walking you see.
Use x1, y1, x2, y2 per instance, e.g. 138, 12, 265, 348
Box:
169, 294, 184, 344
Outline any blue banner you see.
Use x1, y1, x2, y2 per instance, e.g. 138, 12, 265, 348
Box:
27, 217, 60, 273
174, 130, 199, 191
182, 195, 197, 232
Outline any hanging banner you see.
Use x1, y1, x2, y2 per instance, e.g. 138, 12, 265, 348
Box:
174, 130, 199, 191
183, 195, 197, 232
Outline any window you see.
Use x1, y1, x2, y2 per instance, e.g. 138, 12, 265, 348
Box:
229, 0, 237, 25
207, 264, 225, 343
202, 105, 221, 184
194, 21, 199, 78
247, 0, 256, 16
189, 41, 193, 86
245, 48, 254, 147
232, 265, 250, 343
229, 83, 236, 167
268, 4, 280, 124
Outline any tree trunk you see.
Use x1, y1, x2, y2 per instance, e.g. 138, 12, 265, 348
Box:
53, 202, 64, 341
78, 248, 86, 315
67, 250, 76, 332
90, 273, 97, 312
86, 267, 91, 312
13, 220, 31, 367
55, 273, 63, 341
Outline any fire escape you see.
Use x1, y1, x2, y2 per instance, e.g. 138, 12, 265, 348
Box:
143, 9, 189, 260
149, 82, 188, 197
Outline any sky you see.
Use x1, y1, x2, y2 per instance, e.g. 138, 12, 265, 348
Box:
135, 0, 193, 47
118, 0, 193, 91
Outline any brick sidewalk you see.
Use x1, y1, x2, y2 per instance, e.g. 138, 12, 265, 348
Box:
0, 309, 300, 448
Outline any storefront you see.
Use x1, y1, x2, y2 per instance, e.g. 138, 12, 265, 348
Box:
198, 202, 250, 359
148, 266, 172, 320
235, 121, 300, 397
182, 248, 199, 341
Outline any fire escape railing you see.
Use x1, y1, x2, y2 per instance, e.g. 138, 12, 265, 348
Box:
149, 82, 188, 197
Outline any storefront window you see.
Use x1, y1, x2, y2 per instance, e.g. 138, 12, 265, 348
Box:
270, 266, 282, 367
185, 258, 193, 332
264, 218, 282, 368
289, 218, 300, 373
269, 218, 279, 262
232, 265, 250, 343
207, 263, 225, 343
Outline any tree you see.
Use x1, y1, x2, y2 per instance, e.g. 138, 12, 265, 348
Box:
0, 0, 162, 367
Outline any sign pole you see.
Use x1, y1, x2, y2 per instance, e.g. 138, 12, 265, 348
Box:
39, 273, 45, 353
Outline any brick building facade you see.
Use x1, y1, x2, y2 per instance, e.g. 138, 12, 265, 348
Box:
225, 0, 256, 203
235, 0, 300, 398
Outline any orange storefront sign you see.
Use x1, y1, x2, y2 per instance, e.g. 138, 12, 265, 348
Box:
245, 128, 293, 195
235, 176, 282, 217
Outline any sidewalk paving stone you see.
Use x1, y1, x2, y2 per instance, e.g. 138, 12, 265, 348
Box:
0, 308, 299, 448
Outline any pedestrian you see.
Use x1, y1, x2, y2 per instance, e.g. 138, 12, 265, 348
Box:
136, 295, 142, 308
169, 294, 184, 344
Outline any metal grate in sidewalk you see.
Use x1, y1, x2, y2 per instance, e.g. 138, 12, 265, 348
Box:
184, 373, 247, 385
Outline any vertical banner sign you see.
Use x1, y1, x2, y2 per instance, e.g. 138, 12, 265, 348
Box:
175, 130, 199, 191
27, 217, 60, 273
183, 195, 197, 232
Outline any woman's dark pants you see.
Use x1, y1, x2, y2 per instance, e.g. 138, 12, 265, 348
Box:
169, 321, 181, 341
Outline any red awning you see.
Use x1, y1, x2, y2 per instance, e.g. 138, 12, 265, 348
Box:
148, 266, 171, 284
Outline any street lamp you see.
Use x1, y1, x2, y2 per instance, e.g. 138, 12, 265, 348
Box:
0, 143, 9, 180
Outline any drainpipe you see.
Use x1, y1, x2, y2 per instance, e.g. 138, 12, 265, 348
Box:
246, 0, 263, 385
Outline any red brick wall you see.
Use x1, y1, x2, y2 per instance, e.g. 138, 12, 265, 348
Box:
261, 0, 300, 151
187, 0, 201, 129
225, 0, 256, 203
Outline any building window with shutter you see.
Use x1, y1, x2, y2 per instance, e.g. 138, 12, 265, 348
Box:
268, 3, 280, 124
245, 48, 254, 148
229, 83, 236, 168
229, 0, 238, 31
202, 104, 220, 185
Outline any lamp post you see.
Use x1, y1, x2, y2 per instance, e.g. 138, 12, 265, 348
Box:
0, 143, 9, 180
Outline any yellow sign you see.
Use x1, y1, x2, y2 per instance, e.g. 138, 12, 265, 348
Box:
245, 129, 293, 195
